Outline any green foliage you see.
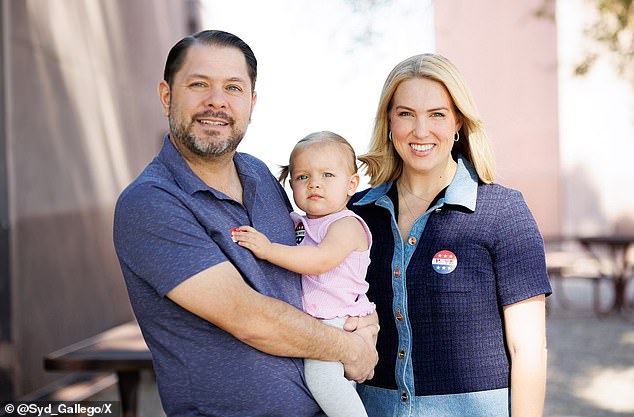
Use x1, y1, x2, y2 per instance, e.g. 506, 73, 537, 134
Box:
578, 0, 633, 86
535, 0, 633, 86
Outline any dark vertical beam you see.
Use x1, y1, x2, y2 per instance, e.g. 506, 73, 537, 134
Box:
185, 0, 201, 34
0, 0, 13, 400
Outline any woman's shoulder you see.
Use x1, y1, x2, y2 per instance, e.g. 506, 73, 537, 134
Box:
349, 188, 372, 205
477, 182, 525, 204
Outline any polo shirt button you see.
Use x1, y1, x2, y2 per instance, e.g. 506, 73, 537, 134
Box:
408, 236, 417, 246
398, 348, 406, 359
401, 391, 408, 401
395, 308, 404, 322
435, 208, 441, 213
393, 266, 401, 278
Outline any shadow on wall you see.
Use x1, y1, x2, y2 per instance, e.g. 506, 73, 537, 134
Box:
4, 0, 188, 399
563, 163, 609, 235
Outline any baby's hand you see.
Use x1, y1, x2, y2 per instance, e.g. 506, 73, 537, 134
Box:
231, 226, 273, 260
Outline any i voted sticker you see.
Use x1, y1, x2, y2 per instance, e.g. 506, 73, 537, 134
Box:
432, 250, 458, 274
295, 223, 306, 245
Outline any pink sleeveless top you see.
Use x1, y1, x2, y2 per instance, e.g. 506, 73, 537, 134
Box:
290, 210, 376, 320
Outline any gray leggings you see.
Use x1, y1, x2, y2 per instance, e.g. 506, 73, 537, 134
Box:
304, 317, 368, 417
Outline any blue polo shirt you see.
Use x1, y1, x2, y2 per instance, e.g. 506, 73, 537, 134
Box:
114, 136, 324, 417
349, 156, 551, 417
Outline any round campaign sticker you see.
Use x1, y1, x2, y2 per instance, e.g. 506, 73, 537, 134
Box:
295, 223, 306, 245
432, 250, 458, 274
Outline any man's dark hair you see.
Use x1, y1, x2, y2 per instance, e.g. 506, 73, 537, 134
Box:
163, 30, 257, 90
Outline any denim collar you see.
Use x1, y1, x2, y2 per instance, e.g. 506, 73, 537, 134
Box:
353, 154, 478, 212
157, 134, 258, 199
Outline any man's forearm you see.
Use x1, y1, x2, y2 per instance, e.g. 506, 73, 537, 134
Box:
167, 262, 378, 381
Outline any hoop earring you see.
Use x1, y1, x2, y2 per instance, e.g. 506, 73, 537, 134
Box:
454, 132, 460, 142
388, 131, 393, 142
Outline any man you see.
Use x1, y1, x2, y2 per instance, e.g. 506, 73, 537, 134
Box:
113, 30, 378, 417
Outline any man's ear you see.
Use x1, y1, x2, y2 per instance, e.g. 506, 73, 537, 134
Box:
248, 91, 257, 123
158, 80, 171, 117
347, 173, 361, 196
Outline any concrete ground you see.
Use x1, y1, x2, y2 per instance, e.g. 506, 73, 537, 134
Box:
93, 277, 633, 417
545, 277, 634, 417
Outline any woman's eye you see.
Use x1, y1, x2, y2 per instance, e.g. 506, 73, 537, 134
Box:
398, 111, 413, 117
431, 112, 446, 118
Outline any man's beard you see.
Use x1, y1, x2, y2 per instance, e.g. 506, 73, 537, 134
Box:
169, 109, 245, 157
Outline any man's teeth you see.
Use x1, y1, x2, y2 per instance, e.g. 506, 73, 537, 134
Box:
200, 120, 226, 126
411, 144, 434, 152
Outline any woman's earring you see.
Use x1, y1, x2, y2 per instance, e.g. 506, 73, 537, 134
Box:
454, 131, 460, 142
388, 131, 393, 141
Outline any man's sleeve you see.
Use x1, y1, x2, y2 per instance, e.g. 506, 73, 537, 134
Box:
114, 183, 227, 296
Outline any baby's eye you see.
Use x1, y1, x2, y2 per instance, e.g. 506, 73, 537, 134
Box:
323, 173, 334, 178
297, 174, 309, 181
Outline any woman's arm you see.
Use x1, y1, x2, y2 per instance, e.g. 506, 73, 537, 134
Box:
503, 294, 548, 417
232, 216, 368, 275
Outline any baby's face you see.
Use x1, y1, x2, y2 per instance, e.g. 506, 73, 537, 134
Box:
289, 142, 359, 219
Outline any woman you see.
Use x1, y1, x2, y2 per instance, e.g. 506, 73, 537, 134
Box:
349, 53, 551, 417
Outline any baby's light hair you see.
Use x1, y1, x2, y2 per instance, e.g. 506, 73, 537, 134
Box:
278, 131, 358, 184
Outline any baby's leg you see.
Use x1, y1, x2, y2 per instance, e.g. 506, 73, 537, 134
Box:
304, 317, 368, 417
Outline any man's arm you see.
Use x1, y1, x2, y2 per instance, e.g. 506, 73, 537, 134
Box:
167, 260, 378, 382
503, 294, 547, 417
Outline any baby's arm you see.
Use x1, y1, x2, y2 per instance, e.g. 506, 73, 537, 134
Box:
232, 217, 368, 275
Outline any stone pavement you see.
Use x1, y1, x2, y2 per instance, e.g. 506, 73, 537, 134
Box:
545, 277, 634, 417
95, 277, 633, 417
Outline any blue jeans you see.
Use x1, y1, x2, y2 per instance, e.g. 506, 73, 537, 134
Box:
357, 384, 510, 417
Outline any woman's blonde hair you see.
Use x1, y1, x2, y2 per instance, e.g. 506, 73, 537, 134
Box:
278, 131, 358, 184
358, 53, 495, 186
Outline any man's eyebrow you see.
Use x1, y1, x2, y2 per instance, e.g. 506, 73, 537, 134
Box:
185, 74, 248, 84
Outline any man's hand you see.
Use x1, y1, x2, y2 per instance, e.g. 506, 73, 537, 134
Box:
341, 316, 379, 383
232, 226, 273, 260
344, 312, 379, 345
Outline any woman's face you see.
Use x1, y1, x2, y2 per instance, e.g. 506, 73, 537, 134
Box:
389, 77, 461, 176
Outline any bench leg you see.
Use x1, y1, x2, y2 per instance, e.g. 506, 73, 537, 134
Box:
117, 371, 140, 417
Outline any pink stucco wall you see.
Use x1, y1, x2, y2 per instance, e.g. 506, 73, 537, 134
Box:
435, 0, 561, 238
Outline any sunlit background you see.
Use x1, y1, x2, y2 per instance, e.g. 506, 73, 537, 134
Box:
200, 0, 435, 192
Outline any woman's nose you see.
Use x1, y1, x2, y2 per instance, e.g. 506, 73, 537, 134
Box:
413, 118, 429, 137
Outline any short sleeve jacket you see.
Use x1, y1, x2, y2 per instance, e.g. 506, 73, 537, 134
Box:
348, 156, 552, 398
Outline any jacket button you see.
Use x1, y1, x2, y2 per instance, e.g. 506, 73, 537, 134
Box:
395, 308, 404, 322
398, 348, 406, 359
408, 236, 417, 246
401, 391, 408, 401
393, 266, 400, 278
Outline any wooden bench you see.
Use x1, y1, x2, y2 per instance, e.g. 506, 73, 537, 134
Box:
44, 321, 153, 417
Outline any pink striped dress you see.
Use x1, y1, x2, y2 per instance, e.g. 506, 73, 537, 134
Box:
290, 210, 376, 320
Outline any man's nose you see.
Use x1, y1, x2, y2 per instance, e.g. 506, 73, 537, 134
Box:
203, 87, 227, 108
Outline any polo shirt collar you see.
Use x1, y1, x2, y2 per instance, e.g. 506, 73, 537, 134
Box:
353, 154, 478, 212
157, 134, 258, 198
